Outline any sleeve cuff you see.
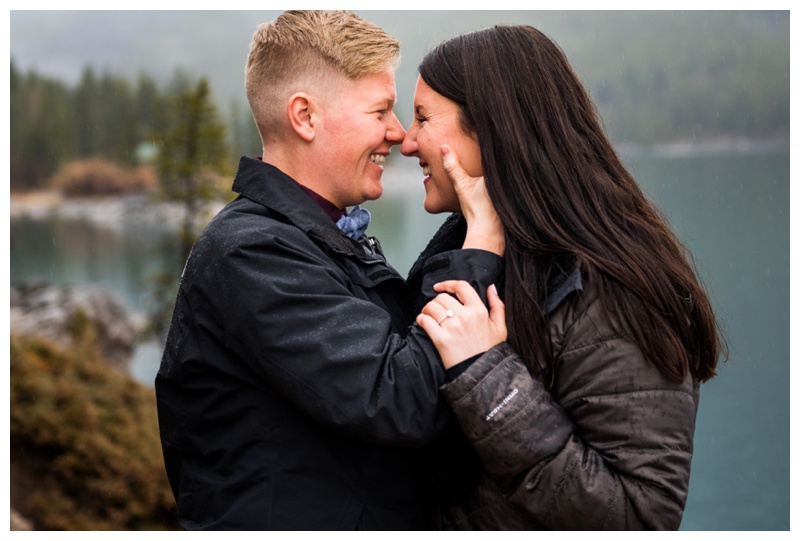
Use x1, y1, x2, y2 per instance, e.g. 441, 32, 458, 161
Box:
445, 353, 482, 382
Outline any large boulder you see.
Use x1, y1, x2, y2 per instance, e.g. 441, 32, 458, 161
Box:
10, 280, 147, 370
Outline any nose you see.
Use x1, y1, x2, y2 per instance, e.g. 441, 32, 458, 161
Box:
386, 112, 406, 146
400, 121, 418, 157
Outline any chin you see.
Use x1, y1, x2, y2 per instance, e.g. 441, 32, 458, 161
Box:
360, 176, 383, 197
424, 196, 461, 215
363, 187, 383, 202
423, 199, 446, 215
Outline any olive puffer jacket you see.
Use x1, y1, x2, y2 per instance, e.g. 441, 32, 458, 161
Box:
434, 268, 700, 530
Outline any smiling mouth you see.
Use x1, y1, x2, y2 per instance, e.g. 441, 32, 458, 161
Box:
369, 154, 386, 165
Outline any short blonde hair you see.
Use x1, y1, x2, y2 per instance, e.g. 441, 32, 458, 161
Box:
245, 10, 400, 140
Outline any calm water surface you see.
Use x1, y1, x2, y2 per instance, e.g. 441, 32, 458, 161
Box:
9, 151, 790, 530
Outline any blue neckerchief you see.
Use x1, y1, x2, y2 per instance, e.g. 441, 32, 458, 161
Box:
335, 205, 371, 240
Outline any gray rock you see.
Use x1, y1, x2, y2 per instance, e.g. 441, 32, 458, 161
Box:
10, 508, 33, 531
10, 280, 147, 370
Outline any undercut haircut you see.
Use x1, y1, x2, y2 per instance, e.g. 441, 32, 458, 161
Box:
245, 10, 400, 140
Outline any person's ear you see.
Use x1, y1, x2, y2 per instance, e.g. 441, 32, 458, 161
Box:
287, 92, 316, 142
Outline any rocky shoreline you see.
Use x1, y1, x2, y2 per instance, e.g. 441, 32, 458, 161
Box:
9, 191, 226, 231
10, 280, 148, 371
616, 133, 790, 159
9, 192, 188, 368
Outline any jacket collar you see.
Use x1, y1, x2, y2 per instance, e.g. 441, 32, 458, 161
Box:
232, 157, 339, 233
407, 214, 582, 315
231, 156, 381, 263
543, 266, 582, 315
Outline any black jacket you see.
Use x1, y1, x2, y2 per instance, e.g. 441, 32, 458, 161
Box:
155, 157, 504, 530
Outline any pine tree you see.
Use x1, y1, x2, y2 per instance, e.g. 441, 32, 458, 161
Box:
10, 66, 74, 189
156, 77, 228, 262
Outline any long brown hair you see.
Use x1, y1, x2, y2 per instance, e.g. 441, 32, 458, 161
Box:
419, 25, 724, 383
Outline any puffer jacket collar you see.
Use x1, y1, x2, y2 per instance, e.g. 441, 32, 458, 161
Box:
543, 265, 582, 315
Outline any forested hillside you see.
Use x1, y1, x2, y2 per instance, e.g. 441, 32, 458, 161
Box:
10, 10, 789, 190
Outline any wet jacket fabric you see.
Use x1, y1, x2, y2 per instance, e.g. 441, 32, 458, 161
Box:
155, 157, 504, 530
411, 216, 700, 530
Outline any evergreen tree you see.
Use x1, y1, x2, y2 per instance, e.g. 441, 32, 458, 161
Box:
134, 73, 169, 155
73, 67, 99, 158
146, 77, 229, 339
228, 97, 262, 158
156, 76, 228, 262
10, 66, 74, 189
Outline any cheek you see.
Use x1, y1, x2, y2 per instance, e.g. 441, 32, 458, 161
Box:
417, 127, 441, 157
456, 139, 483, 178
430, 171, 460, 212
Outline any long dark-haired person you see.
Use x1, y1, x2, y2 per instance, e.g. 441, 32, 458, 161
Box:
402, 25, 726, 530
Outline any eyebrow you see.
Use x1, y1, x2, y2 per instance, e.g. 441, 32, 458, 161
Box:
415, 105, 426, 114
372, 97, 396, 110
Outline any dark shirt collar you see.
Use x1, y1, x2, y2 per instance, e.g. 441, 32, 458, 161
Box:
295, 183, 346, 223
255, 156, 344, 223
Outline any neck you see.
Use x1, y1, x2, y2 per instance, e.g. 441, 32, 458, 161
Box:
262, 144, 343, 209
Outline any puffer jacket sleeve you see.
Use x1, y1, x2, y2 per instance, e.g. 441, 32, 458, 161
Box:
440, 292, 700, 529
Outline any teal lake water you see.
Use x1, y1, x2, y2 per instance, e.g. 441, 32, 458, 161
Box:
10, 151, 790, 530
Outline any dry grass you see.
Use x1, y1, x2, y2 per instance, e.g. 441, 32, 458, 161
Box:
10, 317, 178, 530
49, 159, 157, 197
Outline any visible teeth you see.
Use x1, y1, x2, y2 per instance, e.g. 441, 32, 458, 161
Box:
369, 154, 385, 164
423, 166, 431, 176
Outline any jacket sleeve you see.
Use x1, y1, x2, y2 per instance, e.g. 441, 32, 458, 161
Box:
440, 302, 699, 529
187, 223, 503, 448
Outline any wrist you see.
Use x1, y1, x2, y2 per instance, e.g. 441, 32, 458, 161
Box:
462, 225, 505, 256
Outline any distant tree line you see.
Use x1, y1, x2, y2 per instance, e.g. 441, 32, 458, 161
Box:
559, 11, 790, 146
10, 60, 261, 191
11, 10, 790, 190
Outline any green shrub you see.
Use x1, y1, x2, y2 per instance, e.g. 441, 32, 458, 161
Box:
10, 330, 178, 530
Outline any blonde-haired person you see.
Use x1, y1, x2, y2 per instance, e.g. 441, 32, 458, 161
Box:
156, 11, 504, 530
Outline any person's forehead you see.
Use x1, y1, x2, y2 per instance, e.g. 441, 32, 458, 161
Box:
350, 70, 397, 102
